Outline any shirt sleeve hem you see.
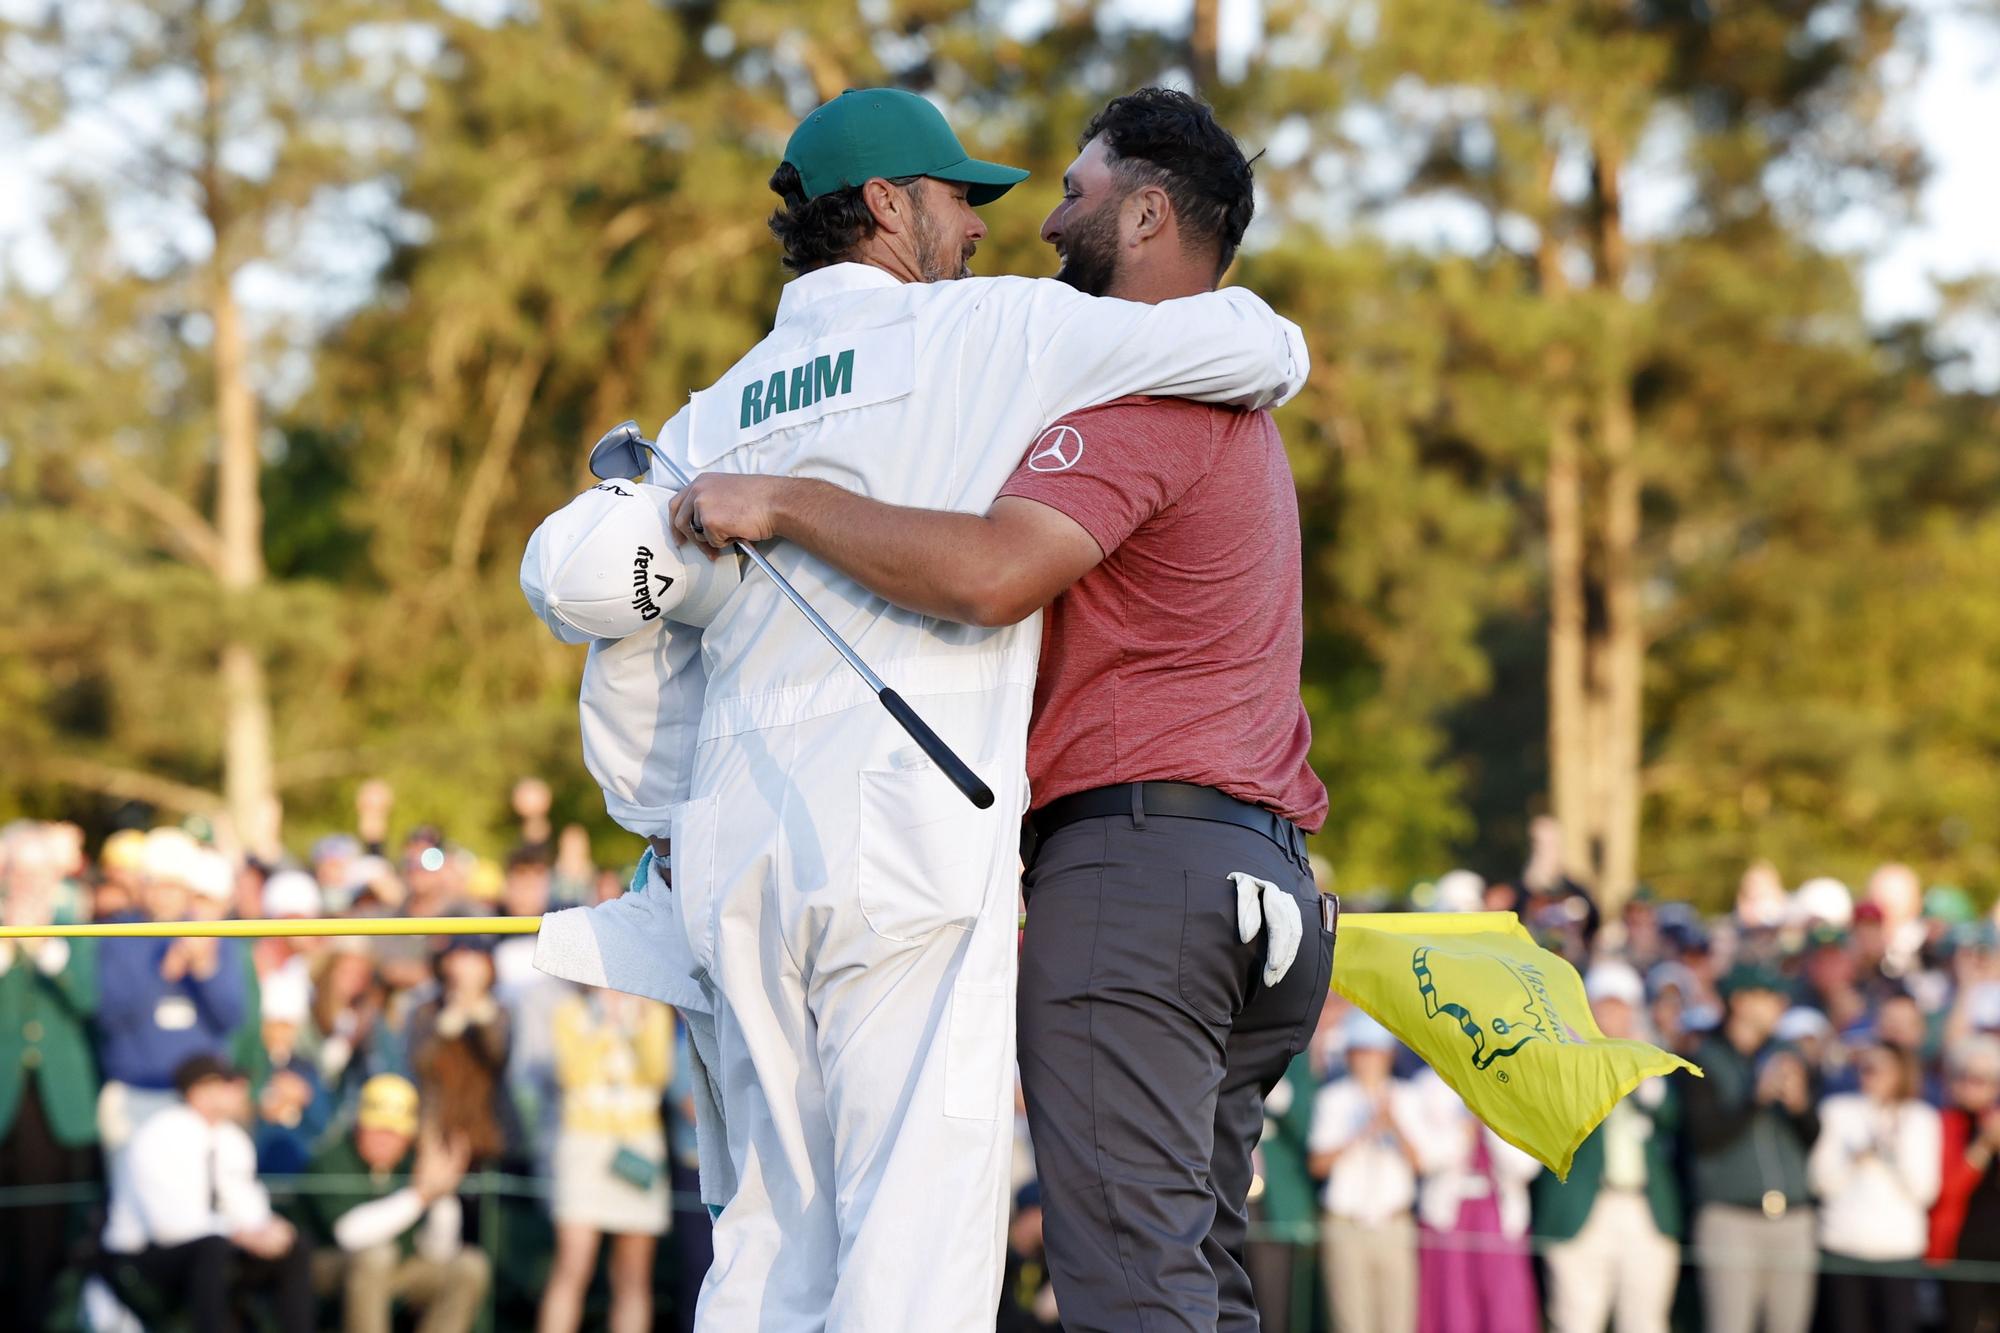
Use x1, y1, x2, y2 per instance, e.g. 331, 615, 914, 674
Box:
994, 482, 1123, 557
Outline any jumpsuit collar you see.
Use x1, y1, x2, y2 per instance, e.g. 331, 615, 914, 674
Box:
775, 262, 904, 325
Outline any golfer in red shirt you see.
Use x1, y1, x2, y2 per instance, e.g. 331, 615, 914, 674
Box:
674, 88, 1333, 1331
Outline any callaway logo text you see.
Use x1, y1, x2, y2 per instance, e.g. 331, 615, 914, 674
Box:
631, 547, 674, 621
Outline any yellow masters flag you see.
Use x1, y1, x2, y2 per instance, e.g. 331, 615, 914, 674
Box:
1334, 911, 1702, 1179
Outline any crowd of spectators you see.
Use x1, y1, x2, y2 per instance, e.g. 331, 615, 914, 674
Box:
4, 794, 2000, 1333
0, 780, 701, 1333
1241, 841, 2000, 1333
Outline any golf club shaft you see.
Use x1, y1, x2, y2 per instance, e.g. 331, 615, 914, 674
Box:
634, 432, 996, 811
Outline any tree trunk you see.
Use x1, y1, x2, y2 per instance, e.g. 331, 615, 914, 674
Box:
1545, 393, 1593, 879
1537, 207, 1593, 882
1190, 0, 1221, 87
1597, 369, 1642, 911
213, 262, 278, 859
203, 15, 278, 860
1591, 138, 1642, 913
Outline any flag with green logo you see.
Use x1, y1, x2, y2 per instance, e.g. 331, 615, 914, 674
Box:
1335, 911, 1702, 1179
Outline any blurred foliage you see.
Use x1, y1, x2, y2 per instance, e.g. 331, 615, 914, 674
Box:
2, 0, 1997, 905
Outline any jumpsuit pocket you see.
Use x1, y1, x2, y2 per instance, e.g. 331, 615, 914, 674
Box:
856, 760, 995, 942
943, 982, 1012, 1120
670, 795, 721, 974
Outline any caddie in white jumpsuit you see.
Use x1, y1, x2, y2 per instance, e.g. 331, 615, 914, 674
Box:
528, 87, 1309, 1331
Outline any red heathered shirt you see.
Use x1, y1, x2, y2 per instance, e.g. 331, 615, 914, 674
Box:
998, 395, 1328, 832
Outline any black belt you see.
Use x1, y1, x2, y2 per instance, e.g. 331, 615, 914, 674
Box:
1030, 782, 1309, 863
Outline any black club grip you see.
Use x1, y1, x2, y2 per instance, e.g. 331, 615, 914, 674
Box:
876, 688, 996, 809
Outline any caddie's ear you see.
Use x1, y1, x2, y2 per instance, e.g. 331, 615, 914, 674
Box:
1124, 181, 1172, 248
860, 177, 914, 235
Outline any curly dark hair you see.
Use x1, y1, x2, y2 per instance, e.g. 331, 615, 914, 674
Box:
1080, 88, 1256, 277
767, 162, 920, 274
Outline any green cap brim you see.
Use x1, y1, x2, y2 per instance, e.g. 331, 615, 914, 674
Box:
928, 156, 1030, 206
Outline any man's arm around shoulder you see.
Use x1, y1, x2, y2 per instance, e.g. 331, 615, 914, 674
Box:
672, 477, 1100, 628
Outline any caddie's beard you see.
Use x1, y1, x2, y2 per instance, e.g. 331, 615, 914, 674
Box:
1053, 198, 1121, 297
910, 188, 974, 282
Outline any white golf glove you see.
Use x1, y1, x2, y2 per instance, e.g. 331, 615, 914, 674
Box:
1230, 872, 1303, 986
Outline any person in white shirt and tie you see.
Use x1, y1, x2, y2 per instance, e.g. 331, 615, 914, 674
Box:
101, 1053, 314, 1332
1308, 1012, 1422, 1333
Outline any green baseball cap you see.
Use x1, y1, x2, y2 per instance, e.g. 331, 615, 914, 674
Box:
783, 87, 1028, 206
1718, 962, 1789, 999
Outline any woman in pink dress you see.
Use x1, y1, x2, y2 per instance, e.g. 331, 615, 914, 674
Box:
1412, 1069, 1542, 1333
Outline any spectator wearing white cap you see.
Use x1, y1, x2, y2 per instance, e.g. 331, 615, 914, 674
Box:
1431, 869, 1486, 915
1532, 961, 1683, 1333
262, 870, 323, 922
253, 965, 331, 1175
1792, 878, 1855, 930
1308, 1013, 1421, 1333
183, 846, 279, 1095
255, 870, 325, 995
95, 831, 251, 1154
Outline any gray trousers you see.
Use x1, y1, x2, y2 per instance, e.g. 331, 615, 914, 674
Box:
1019, 810, 1335, 1332
1693, 1203, 1818, 1333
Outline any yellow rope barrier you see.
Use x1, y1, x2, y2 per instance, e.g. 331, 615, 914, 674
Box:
0, 909, 1361, 940
0, 916, 545, 939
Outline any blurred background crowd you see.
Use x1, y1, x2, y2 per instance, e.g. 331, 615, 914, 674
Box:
0, 785, 703, 1333
8, 800, 2000, 1332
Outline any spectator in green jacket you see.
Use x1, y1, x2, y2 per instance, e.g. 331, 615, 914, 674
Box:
0, 824, 101, 1330
299, 1073, 490, 1333
1248, 1047, 1324, 1333
1685, 963, 1821, 1333
1534, 961, 1684, 1333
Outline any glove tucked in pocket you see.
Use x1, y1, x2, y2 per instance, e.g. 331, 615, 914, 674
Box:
1229, 871, 1303, 986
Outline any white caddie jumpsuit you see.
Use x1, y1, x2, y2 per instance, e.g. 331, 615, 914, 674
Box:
535, 261, 1308, 1331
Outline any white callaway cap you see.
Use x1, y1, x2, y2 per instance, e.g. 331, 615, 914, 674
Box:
521, 480, 741, 641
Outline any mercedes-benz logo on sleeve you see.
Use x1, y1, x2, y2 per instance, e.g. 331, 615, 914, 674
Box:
1026, 424, 1084, 473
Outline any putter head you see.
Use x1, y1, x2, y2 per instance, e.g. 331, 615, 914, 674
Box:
589, 421, 647, 480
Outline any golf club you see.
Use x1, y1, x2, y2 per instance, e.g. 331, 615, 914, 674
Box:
591, 421, 996, 811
